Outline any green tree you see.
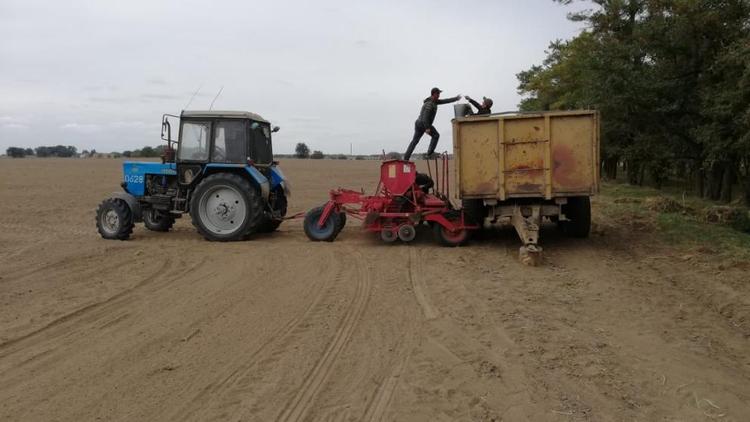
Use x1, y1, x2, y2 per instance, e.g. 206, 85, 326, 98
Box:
519, 0, 750, 202
6, 147, 26, 158
310, 150, 324, 159
295, 142, 310, 159
140, 146, 157, 157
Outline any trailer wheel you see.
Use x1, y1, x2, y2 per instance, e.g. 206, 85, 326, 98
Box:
143, 209, 175, 232
304, 206, 342, 242
560, 196, 591, 238
461, 199, 486, 229
96, 198, 134, 240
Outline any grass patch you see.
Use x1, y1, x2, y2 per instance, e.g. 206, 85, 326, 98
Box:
657, 213, 750, 256
598, 181, 750, 260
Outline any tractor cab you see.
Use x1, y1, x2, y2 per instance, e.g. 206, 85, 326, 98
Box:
161, 111, 280, 181
167, 110, 279, 164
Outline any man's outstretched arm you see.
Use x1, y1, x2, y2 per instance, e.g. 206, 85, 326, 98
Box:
436, 95, 461, 105
466, 96, 482, 110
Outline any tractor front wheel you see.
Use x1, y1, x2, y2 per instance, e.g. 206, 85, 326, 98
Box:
190, 173, 263, 241
304, 206, 342, 242
143, 209, 175, 232
96, 198, 135, 240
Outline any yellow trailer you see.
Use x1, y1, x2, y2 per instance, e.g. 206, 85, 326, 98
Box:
452, 110, 600, 264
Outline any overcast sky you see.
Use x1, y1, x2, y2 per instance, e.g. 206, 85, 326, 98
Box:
0, 0, 587, 155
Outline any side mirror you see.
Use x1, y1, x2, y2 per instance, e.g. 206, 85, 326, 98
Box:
272, 126, 280, 133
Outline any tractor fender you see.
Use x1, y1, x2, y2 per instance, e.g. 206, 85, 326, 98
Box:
111, 192, 142, 222
269, 166, 290, 197
202, 164, 270, 201
244, 166, 270, 201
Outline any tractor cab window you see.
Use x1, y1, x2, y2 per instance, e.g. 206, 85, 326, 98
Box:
250, 121, 273, 164
179, 121, 210, 161
213, 120, 247, 163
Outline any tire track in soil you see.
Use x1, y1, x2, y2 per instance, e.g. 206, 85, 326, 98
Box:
275, 251, 372, 422
359, 250, 419, 422
361, 345, 412, 422
0, 247, 136, 284
408, 248, 438, 320
0, 256, 175, 354
0, 255, 209, 385
166, 250, 339, 421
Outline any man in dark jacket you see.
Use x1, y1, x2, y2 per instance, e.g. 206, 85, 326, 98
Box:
404, 87, 462, 161
466, 95, 493, 115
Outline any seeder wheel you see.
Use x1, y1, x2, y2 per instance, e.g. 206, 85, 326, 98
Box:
433, 224, 468, 247
336, 212, 347, 232
397, 224, 416, 242
304, 206, 342, 242
380, 228, 397, 243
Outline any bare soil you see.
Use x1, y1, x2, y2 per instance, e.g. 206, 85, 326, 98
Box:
0, 158, 748, 421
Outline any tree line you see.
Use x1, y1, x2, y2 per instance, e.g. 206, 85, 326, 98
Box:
294, 142, 340, 159
517, 0, 750, 204
293, 142, 404, 160
6, 145, 79, 158
5, 145, 165, 158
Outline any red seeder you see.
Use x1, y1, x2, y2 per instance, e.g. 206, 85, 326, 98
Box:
303, 154, 477, 245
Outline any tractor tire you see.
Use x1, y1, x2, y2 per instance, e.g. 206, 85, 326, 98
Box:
559, 196, 591, 238
190, 173, 264, 241
96, 198, 135, 240
304, 206, 342, 242
257, 190, 288, 233
143, 209, 175, 232
433, 211, 469, 247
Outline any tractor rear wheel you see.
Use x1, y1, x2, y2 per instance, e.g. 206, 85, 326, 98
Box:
190, 173, 263, 241
304, 206, 342, 242
559, 196, 591, 238
96, 198, 134, 240
143, 209, 175, 232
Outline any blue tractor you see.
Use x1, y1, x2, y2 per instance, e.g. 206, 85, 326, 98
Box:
96, 110, 289, 241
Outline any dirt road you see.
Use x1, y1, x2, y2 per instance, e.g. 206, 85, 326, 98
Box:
1, 158, 748, 421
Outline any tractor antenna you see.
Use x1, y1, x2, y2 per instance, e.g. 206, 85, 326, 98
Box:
209, 86, 224, 111
184, 83, 203, 110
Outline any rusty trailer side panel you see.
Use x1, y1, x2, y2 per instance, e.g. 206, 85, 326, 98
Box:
453, 110, 600, 201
